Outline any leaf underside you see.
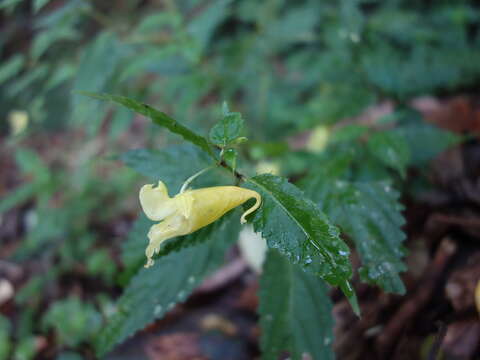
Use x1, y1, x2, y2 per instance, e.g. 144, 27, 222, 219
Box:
120, 144, 213, 192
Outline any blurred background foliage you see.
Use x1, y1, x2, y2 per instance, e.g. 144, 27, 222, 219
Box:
0, 0, 479, 358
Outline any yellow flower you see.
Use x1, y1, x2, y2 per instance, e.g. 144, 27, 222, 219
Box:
140, 181, 262, 268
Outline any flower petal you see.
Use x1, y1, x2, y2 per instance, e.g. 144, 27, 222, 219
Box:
145, 214, 190, 267
139, 181, 176, 221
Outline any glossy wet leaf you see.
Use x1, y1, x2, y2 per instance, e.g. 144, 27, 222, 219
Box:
307, 179, 407, 294
245, 174, 357, 310
259, 250, 334, 360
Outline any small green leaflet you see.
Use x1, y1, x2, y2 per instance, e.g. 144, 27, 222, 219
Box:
367, 130, 410, 178
96, 215, 238, 357
77, 92, 216, 159
245, 174, 358, 313
307, 179, 407, 294
209, 102, 245, 146
259, 250, 334, 360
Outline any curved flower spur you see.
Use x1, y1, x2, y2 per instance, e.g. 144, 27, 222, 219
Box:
139, 181, 262, 267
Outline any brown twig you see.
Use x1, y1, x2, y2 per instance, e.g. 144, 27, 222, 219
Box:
375, 238, 457, 358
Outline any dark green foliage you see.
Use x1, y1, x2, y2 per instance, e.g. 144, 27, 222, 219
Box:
367, 130, 411, 177
246, 174, 358, 311
120, 144, 213, 192
0, 149, 50, 214
42, 297, 102, 347
259, 250, 334, 360
78, 92, 216, 158
1, 1, 473, 358
72, 33, 125, 134
96, 215, 238, 357
394, 111, 462, 166
307, 179, 407, 294
120, 214, 153, 276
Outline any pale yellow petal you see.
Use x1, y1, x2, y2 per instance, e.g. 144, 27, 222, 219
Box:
144, 214, 190, 268
139, 181, 175, 221
174, 192, 195, 219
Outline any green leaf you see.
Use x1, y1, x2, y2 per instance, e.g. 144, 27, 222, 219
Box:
71, 32, 125, 134
96, 215, 237, 357
330, 124, 368, 144
187, 0, 232, 53
31, 28, 78, 60
120, 144, 212, 192
78, 92, 216, 158
15, 148, 50, 182
367, 130, 410, 177
0, 54, 25, 83
259, 250, 334, 360
133, 12, 181, 35
245, 174, 357, 311
42, 297, 102, 347
209, 103, 244, 146
0, 315, 12, 360
0, 183, 38, 214
6, 64, 49, 98
0, 0, 22, 11
108, 106, 132, 140
307, 179, 407, 294
0, 149, 51, 214
396, 122, 460, 166
119, 214, 152, 281
33, 0, 51, 12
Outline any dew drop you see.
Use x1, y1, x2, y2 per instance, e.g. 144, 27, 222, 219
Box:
188, 276, 195, 284
167, 302, 175, 311
324, 336, 332, 345
177, 290, 186, 301
265, 314, 273, 321
154, 304, 163, 316
338, 250, 348, 256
